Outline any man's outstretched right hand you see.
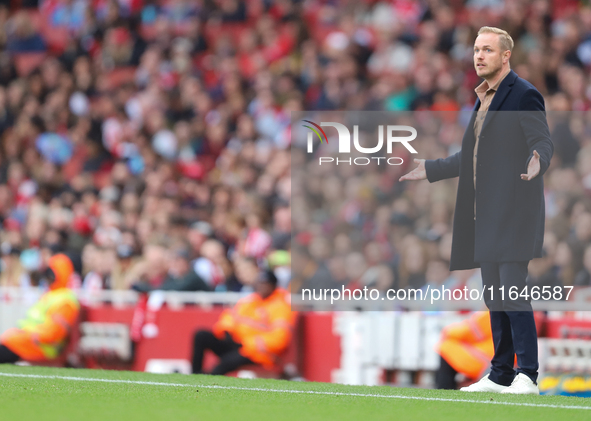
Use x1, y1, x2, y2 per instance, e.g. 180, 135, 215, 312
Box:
399, 159, 427, 181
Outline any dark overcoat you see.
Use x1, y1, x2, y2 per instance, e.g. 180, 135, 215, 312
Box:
425, 70, 554, 270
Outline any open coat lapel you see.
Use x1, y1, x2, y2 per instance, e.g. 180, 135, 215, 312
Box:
480, 70, 518, 132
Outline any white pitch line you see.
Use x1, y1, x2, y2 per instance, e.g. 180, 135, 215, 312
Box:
0, 372, 589, 411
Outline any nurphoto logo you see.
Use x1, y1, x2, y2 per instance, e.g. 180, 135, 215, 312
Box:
302, 120, 418, 166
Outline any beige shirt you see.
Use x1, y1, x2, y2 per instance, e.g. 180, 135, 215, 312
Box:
472, 68, 510, 216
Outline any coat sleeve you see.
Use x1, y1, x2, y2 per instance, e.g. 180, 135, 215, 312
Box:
518, 89, 554, 177
424, 151, 461, 182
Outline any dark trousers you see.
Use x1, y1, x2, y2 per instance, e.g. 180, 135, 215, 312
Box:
191, 330, 254, 375
481, 261, 538, 385
436, 356, 458, 389
0, 345, 19, 364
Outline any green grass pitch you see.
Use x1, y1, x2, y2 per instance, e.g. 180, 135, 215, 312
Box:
1, 365, 590, 421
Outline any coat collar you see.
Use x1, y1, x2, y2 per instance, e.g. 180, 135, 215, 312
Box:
474, 67, 510, 102
472, 69, 518, 131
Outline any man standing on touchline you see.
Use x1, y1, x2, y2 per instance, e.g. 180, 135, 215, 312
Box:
400, 26, 554, 395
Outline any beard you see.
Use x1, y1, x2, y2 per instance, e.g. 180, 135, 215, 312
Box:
476, 61, 502, 79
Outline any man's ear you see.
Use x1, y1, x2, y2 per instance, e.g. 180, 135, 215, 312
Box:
503, 50, 511, 64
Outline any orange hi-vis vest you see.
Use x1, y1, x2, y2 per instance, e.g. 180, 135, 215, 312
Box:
438, 311, 494, 380
213, 288, 295, 369
1, 254, 79, 361
1, 288, 79, 361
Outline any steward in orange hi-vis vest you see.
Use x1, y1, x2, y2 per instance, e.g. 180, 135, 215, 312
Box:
0, 254, 79, 362
436, 312, 494, 389
213, 287, 294, 369
191, 269, 296, 375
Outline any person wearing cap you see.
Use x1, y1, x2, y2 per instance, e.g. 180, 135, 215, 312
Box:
191, 269, 295, 375
0, 254, 79, 363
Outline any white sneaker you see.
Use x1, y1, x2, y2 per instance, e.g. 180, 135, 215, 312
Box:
500, 373, 539, 395
460, 375, 508, 393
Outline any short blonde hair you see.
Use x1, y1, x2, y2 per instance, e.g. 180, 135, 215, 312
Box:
477, 26, 514, 53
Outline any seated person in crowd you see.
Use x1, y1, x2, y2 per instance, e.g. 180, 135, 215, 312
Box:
132, 247, 210, 292
0, 254, 79, 364
191, 269, 295, 375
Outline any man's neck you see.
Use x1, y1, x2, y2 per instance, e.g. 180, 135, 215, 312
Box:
484, 66, 511, 87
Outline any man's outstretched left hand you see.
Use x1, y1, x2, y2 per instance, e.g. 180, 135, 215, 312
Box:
521, 150, 540, 181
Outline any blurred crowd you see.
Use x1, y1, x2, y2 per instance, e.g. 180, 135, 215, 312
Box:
0, 0, 590, 297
